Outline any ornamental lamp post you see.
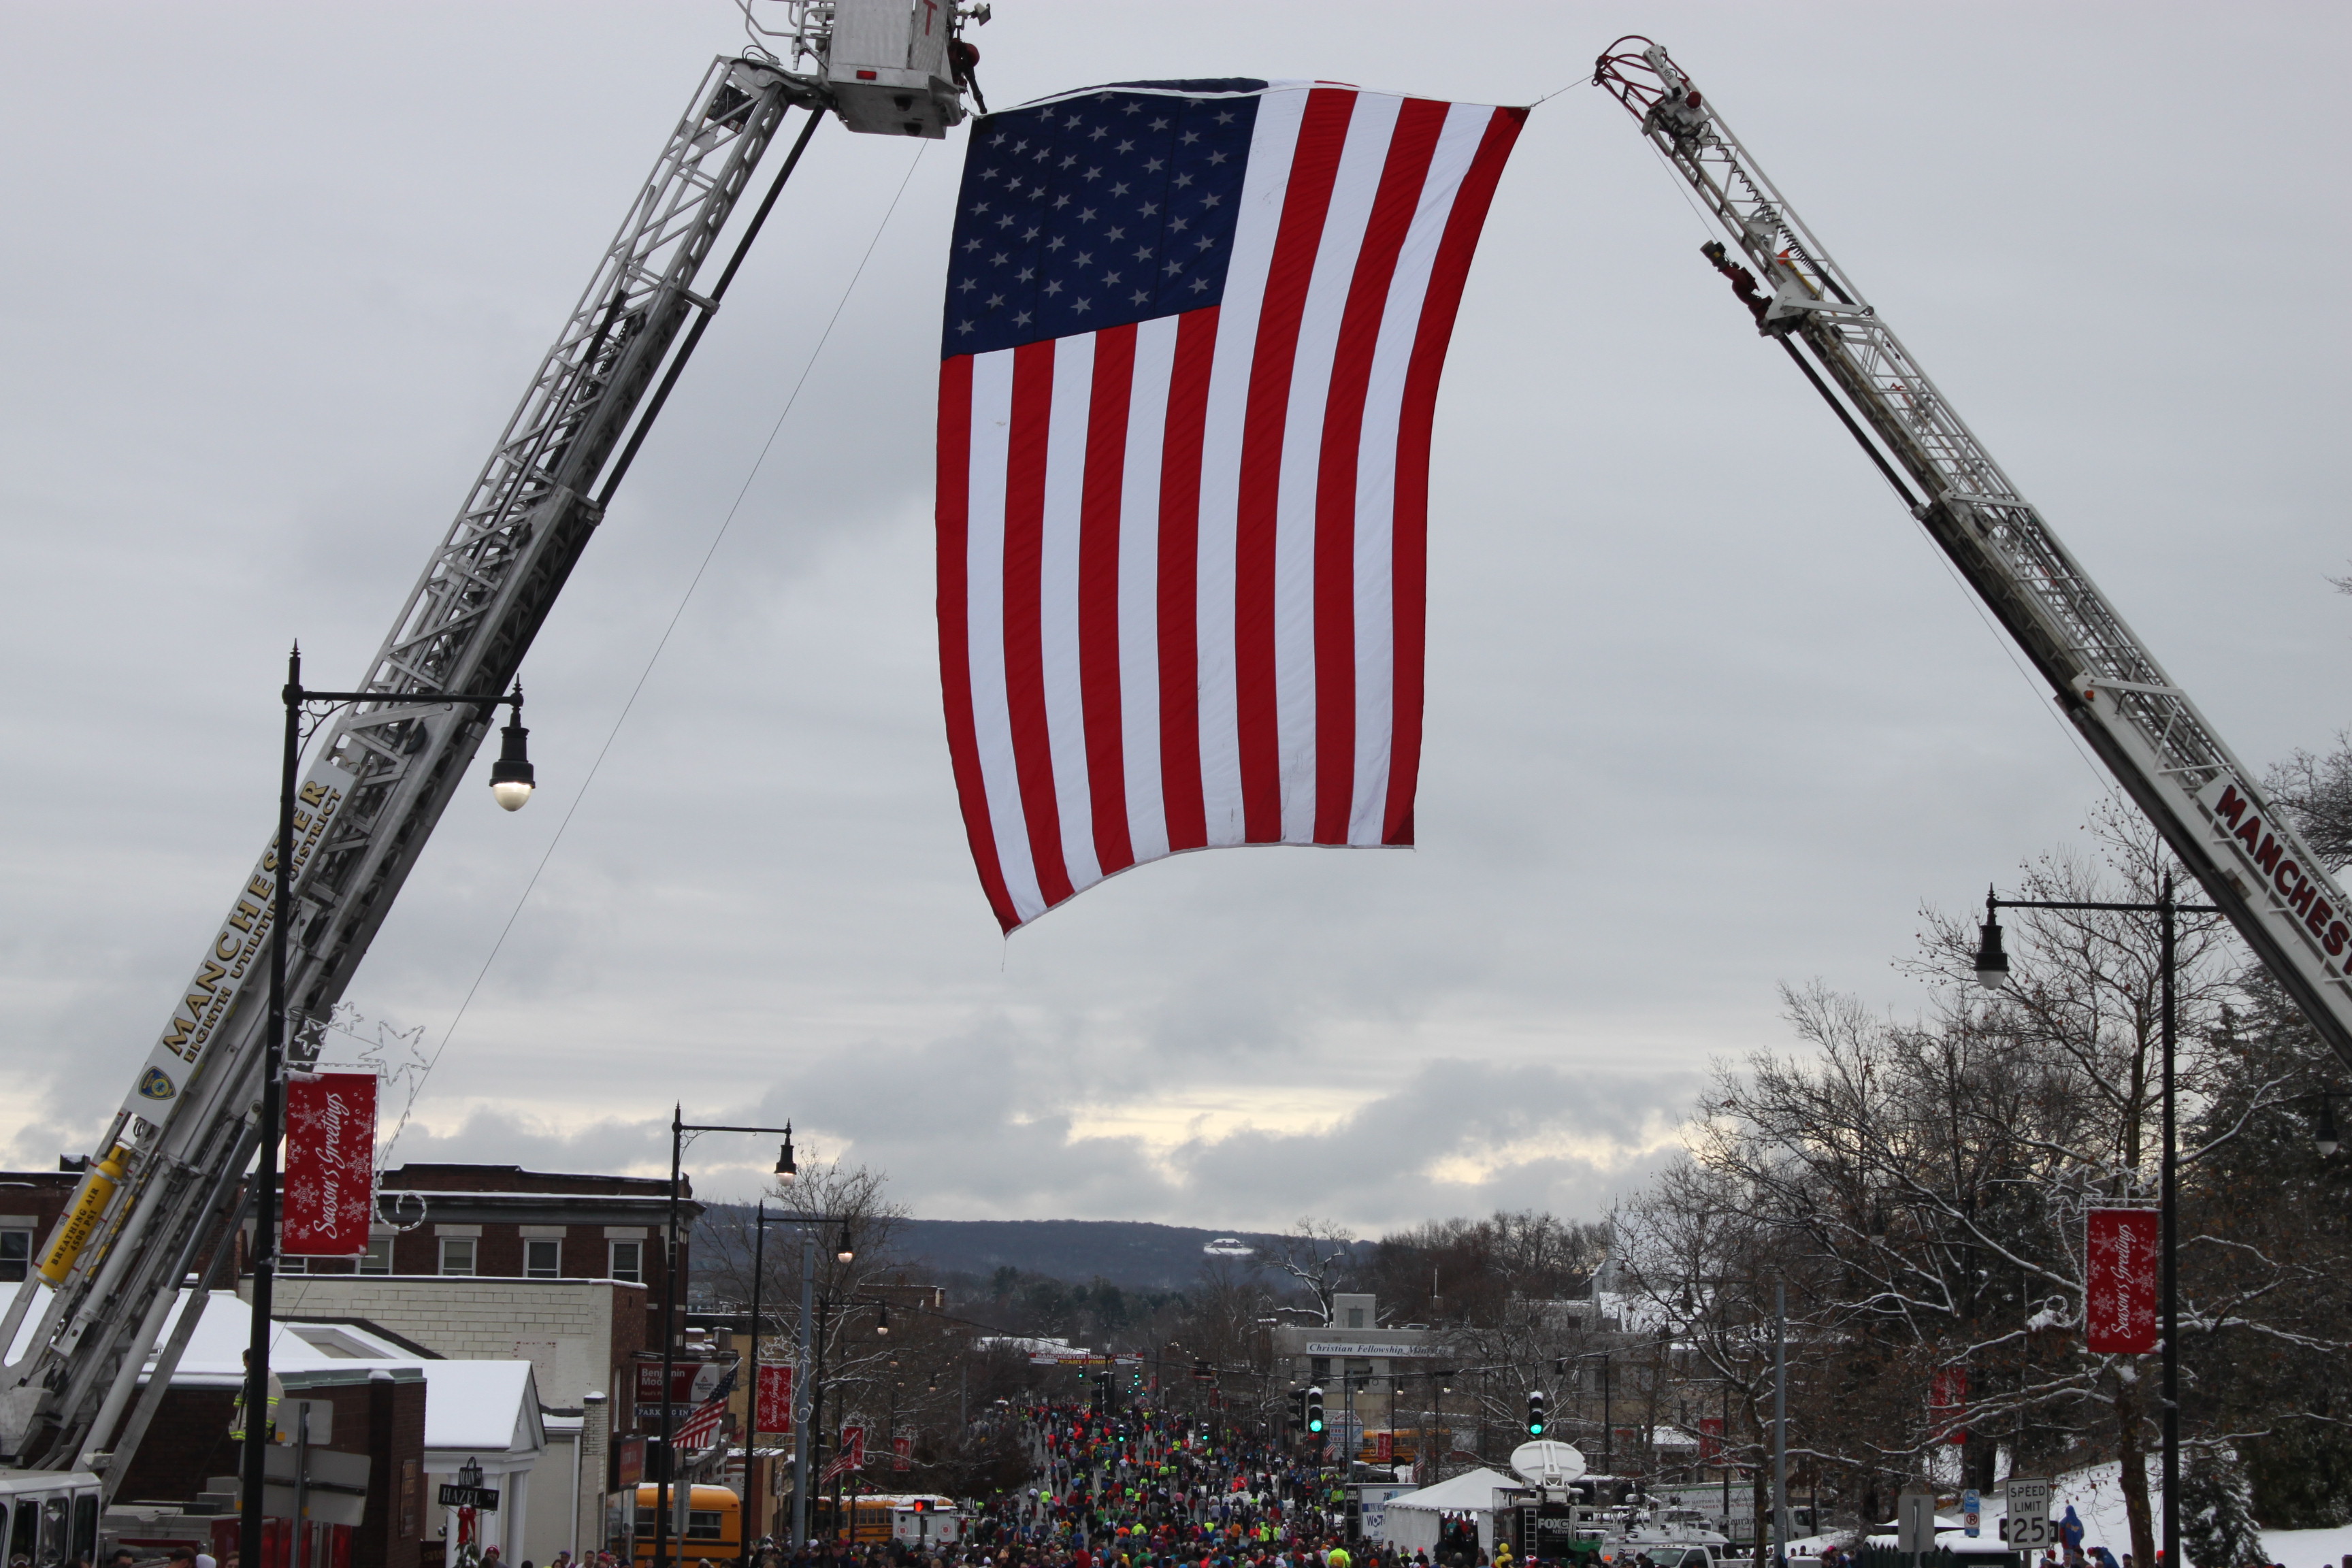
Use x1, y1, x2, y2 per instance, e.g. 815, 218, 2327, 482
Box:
243, 647, 538, 1568
655, 1110, 796, 1568
1967, 880, 2220, 1568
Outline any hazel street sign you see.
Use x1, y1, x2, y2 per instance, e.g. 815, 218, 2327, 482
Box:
438, 1483, 501, 1511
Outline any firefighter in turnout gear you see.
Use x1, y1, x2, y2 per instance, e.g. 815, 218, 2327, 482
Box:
228, 1351, 282, 1442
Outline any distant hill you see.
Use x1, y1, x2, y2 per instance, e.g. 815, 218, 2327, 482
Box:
892, 1219, 1366, 1292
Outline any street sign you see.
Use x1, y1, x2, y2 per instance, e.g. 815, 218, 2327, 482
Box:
1896, 1492, 1937, 1557
282, 1399, 334, 1443
438, 1484, 501, 1511
2000, 1477, 2053, 1550
1961, 1488, 1980, 1538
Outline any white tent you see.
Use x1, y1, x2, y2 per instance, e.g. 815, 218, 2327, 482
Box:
1380, 1469, 1520, 1558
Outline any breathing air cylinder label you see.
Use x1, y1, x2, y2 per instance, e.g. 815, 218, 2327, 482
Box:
38, 1146, 129, 1285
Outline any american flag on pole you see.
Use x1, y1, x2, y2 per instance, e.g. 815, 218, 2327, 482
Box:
674, 1363, 737, 1450
937, 79, 1524, 930
675, 1393, 728, 1450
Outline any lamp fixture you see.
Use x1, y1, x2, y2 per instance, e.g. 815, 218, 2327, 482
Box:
775, 1125, 797, 1182
487, 683, 536, 811
1972, 892, 2010, 990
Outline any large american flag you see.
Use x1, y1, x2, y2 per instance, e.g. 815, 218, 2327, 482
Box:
936, 78, 1523, 931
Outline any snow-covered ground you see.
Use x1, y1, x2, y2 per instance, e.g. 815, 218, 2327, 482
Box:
2256, 1524, 2352, 1568
1795, 1459, 2346, 1567
2040, 1459, 2347, 1567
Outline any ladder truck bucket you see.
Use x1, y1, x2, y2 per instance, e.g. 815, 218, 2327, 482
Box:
824, 0, 966, 137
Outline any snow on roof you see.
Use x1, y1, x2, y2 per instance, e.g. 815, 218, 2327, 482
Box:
419, 1360, 544, 1455
105, 1288, 545, 1457
1386, 1469, 1517, 1514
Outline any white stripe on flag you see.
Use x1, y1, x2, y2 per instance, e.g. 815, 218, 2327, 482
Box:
1347, 104, 1490, 842
1040, 332, 1101, 892
1275, 90, 1401, 843
964, 348, 1045, 922
1120, 314, 1179, 864
1195, 86, 1310, 847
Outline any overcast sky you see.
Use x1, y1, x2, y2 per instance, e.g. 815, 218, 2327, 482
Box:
3, 3, 2346, 1237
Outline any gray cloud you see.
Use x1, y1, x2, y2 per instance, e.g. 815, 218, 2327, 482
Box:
3, 3, 2347, 1232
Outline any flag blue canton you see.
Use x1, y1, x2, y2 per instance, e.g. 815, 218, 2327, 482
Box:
943, 81, 1265, 359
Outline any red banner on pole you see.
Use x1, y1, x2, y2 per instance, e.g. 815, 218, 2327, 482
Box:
1929, 1367, 1968, 1446
2086, 1207, 2160, 1354
756, 1365, 795, 1435
892, 1435, 911, 1472
1697, 1417, 1723, 1466
282, 1073, 376, 1255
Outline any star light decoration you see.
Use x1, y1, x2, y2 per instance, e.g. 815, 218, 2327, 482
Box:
944, 82, 1263, 357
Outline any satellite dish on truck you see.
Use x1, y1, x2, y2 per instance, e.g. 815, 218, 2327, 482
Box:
1512, 1440, 1589, 1488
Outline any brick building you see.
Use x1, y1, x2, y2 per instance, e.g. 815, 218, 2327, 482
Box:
0, 1165, 91, 1281
257, 1163, 696, 1352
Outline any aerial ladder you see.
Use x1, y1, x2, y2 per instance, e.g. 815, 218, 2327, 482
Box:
1592, 39, 2352, 1076
0, 0, 990, 1485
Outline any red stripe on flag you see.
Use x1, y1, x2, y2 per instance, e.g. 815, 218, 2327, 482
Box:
1080, 323, 1138, 875
935, 355, 1018, 930
1386, 106, 1524, 845
1311, 97, 1446, 845
1157, 307, 1219, 853
1004, 340, 1075, 906
1235, 87, 1357, 844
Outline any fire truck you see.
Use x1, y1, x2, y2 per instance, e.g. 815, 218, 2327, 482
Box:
0, 0, 988, 1495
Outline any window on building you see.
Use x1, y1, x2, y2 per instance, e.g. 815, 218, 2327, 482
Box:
278, 1255, 308, 1275
1345, 1307, 1365, 1328
0, 1231, 30, 1284
361, 1237, 393, 1275
608, 1240, 643, 1283
526, 1239, 561, 1279
438, 1237, 476, 1276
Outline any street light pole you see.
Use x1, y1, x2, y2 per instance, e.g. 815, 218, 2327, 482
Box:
655, 1115, 796, 1568
796, 1233, 815, 1549
244, 648, 536, 1568
747, 1201, 767, 1567
2159, 886, 2180, 1568
1974, 883, 2216, 1568
1772, 1279, 1788, 1568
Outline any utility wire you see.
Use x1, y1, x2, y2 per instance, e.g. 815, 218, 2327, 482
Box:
381, 142, 931, 1159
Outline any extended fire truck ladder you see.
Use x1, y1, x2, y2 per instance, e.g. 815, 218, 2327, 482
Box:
0, 0, 988, 1485
1593, 40, 2352, 1075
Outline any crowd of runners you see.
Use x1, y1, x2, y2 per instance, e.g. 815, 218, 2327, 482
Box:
930, 1403, 1438, 1568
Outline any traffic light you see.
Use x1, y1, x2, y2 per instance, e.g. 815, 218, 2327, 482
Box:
1526, 1390, 1548, 1437
1305, 1385, 1326, 1435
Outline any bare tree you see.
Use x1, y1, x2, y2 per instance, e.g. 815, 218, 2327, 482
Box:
1608, 803, 2352, 1558
1268, 1218, 1359, 1324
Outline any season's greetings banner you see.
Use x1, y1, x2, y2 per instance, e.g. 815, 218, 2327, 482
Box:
282, 1072, 376, 1256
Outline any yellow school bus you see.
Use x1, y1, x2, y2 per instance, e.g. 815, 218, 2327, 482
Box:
632, 1484, 741, 1567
